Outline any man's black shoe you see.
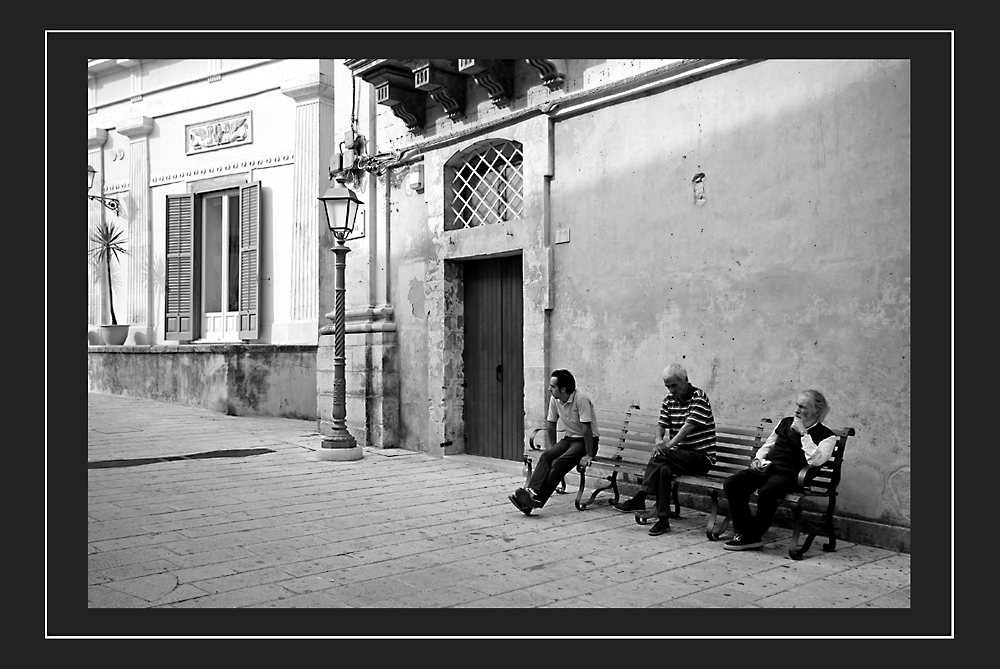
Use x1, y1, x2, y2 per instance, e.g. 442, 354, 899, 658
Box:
611, 497, 645, 513
526, 487, 544, 507
508, 493, 533, 515
648, 519, 671, 536
723, 534, 763, 550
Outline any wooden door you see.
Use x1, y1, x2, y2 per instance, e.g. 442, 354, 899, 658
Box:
464, 255, 524, 461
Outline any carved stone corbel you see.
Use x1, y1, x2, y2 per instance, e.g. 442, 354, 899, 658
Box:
374, 72, 426, 131
458, 59, 514, 108
526, 59, 567, 91
408, 59, 466, 121
348, 59, 427, 132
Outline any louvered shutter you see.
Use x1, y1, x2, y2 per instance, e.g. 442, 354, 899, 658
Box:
165, 194, 195, 341
238, 182, 260, 340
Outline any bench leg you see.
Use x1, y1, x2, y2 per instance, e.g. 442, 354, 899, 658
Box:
576, 470, 617, 510
705, 489, 731, 540
788, 496, 838, 559
787, 500, 816, 560
670, 482, 682, 519
522, 456, 532, 489
820, 496, 838, 553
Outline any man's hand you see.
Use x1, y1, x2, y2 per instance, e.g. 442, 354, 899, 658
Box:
750, 458, 769, 472
791, 417, 808, 434
578, 455, 592, 469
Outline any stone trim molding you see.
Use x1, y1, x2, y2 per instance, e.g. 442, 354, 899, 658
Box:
88, 59, 277, 113
150, 152, 294, 187
103, 181, 130, 195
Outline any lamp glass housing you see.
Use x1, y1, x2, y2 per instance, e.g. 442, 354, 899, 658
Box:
88, 164, 97, 191
319, 180, 363, 236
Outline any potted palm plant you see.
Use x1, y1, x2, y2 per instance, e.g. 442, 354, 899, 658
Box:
90, 220, 130, 345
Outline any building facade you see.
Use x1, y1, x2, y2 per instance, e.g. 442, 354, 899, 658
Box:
87, 59, 346, 419
87, 58, 911, 549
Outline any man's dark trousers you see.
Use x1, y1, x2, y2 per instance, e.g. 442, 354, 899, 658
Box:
530, 437, 598, 506
640, 448, 711, 518
723, 467, 800, 538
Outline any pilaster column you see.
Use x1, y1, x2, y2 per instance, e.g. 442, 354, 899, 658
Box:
88, 129, 109, 327
116, 116, 155, 342
281, 62, 337, 344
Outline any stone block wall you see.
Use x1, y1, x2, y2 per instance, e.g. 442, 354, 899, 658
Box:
88, 344, 317, 419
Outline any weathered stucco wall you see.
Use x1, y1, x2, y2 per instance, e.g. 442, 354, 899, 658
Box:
389, 168, 437, 455
547, 59, 910, 529
88, 345, 318, 420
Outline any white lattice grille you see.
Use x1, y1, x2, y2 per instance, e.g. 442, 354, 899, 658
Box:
448, 140, 523, 230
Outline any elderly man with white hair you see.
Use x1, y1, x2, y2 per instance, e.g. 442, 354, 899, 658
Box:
722, 389, 837, 551
612, 363, 717, 537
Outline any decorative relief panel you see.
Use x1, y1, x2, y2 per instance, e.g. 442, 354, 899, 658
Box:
185, 111, 253, 155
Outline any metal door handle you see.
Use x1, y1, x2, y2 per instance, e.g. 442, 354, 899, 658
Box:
496, 364, 502, 381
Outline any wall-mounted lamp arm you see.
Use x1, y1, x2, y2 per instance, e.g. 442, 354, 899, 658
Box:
89, 194, 121, 216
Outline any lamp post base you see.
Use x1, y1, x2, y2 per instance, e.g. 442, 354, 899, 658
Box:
316, 435, 362, 461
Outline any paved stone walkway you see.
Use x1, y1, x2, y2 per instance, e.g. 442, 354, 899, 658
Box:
85, 392, 910, 617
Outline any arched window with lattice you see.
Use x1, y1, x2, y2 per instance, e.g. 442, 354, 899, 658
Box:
445, 138, 523, 231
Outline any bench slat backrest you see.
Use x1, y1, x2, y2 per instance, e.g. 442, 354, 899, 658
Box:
594, 405, 772, 477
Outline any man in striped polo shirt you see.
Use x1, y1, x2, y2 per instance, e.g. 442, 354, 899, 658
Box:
612, 363, 717, 536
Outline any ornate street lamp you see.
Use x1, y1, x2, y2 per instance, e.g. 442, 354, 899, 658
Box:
316, 175, 365, 461
87, 164, 121, 216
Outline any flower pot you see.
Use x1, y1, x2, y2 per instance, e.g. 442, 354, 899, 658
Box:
100, 324, 130, 345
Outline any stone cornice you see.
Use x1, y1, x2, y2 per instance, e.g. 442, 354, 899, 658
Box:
116, 116, 155, 139
88, 128, 109, 150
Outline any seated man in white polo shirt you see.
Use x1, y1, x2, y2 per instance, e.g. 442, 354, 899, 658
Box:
509, 369, 600, 513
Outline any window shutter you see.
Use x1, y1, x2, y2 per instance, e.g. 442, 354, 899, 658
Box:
165, 194, 195, 341
238, 182, 260, 340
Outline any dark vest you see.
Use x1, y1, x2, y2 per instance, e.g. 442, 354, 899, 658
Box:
767, 417, 835, 471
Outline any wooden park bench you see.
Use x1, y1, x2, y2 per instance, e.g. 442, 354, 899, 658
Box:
523, 405, 855, 560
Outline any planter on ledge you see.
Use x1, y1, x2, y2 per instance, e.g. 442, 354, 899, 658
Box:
100, 324, 130, 345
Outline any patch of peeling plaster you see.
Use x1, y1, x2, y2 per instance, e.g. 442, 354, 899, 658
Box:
407, 278, 425, 318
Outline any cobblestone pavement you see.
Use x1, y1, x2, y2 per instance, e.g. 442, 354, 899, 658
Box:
81, 392, 912, 628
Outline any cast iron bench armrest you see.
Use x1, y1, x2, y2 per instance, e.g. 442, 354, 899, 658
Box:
782, 426, 856, 558
797, 465, 815, 489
